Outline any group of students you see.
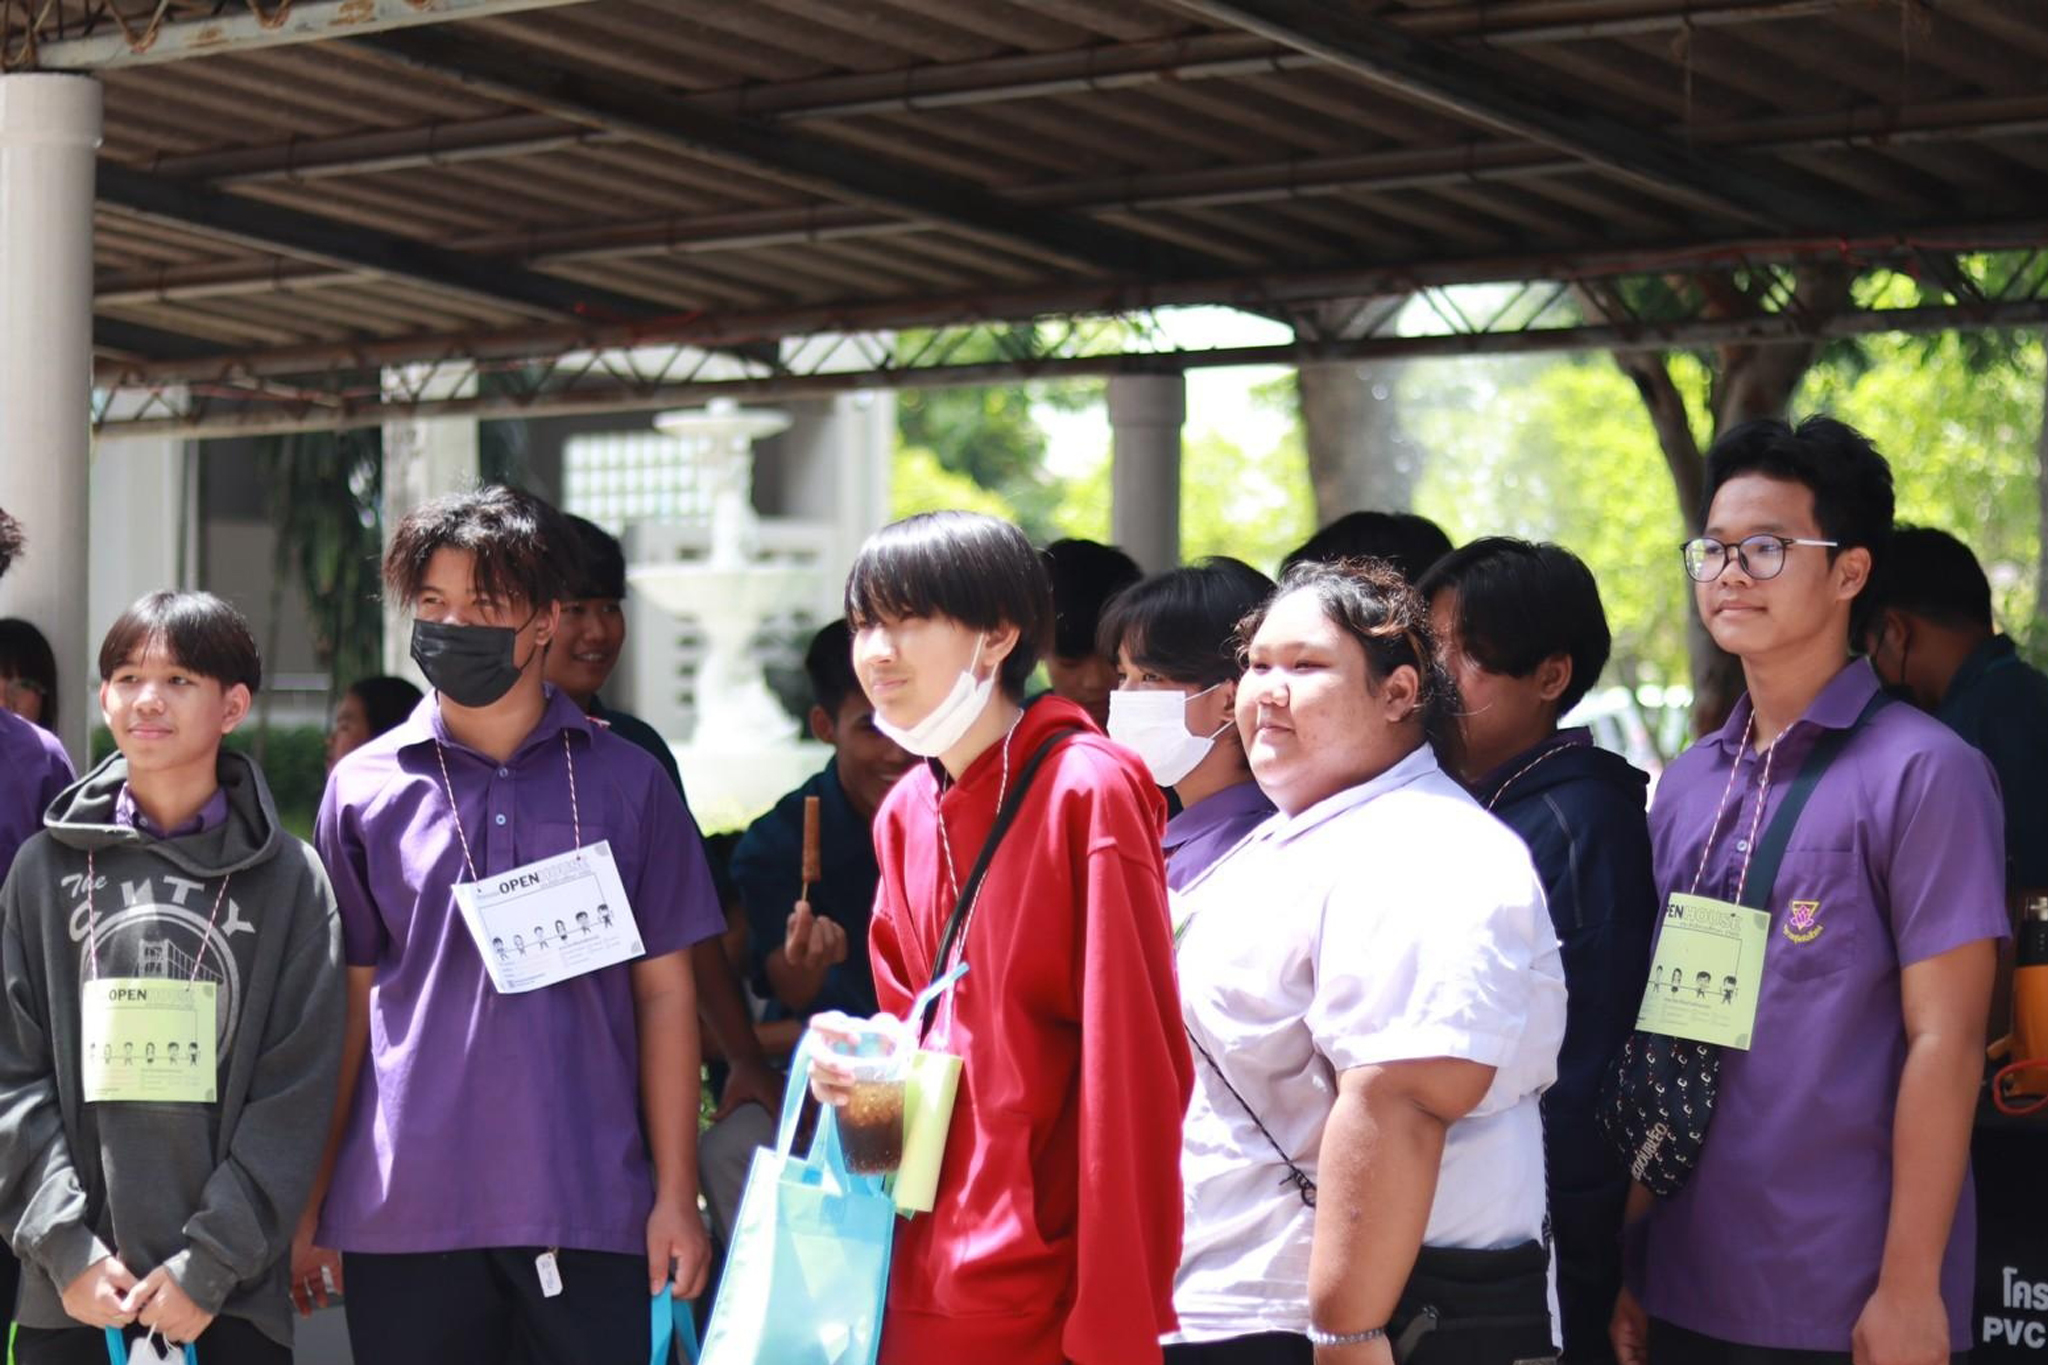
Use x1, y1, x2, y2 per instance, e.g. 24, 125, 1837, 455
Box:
0, 409, 2035, 1365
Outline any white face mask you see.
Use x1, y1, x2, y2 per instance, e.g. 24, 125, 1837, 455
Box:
1107, 684, 1228, 788
873, 634, 997, 758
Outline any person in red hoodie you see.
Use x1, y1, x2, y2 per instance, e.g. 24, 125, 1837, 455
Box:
812, 510, 1194, 1365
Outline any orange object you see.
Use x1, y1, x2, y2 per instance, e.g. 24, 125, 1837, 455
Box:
801, 795, 822, 888
1992, 893, 2048, 1113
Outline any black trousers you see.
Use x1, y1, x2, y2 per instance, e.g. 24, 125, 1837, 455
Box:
1164, 1332, 1315, 1365
1, 1246, 18, 1345
14, 1318, 289, 1365
344, 1247, 654, 1365
1650, 1318, 1969, 1365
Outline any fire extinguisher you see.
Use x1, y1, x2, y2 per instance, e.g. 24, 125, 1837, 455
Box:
1991, 893, 2048, 1115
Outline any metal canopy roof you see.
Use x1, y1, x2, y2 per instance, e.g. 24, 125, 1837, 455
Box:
12, 0, 2047, 434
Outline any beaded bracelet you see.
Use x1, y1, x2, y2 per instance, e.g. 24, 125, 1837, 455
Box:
1306, 1323, 1387, 1348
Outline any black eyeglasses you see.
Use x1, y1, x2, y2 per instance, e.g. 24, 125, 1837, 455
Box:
1681, 534, 1839, 583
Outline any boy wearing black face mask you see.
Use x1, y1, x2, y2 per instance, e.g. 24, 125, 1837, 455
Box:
299, 486, 726, 1365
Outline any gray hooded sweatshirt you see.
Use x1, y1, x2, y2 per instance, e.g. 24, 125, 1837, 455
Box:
0, 751, 344, 1348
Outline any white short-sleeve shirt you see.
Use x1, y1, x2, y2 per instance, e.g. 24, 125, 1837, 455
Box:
1170, 744, 1567, 1343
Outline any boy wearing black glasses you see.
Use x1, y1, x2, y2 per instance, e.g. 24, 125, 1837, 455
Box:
1613, 418, 2005, 1365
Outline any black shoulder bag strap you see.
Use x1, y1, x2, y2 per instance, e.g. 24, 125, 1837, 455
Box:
1739, 691, 1889, 910
916, 727, 1082, 1040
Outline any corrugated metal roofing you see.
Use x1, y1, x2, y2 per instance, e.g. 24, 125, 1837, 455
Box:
29, 0, 2046, 372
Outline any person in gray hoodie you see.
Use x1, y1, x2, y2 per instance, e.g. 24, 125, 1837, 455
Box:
0, 591, 344, 1364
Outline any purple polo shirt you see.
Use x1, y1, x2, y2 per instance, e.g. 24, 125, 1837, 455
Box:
114, 783, 229, 839
1163, 779, 1276, 890
1, 708, 72, 880
313, 687, 723, 1255
1640, 661, 2007, 1351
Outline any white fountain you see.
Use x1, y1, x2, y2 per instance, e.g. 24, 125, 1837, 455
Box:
626, 399, 829, 828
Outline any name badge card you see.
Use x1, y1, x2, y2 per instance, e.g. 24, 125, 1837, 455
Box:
454, 839, 644, 994
1634, 892, 1771, 1050
81, 980, 218, 1103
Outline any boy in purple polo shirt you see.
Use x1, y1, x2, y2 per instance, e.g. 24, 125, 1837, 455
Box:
297, 486, 723, 1365
1612, 417, 2006, 1365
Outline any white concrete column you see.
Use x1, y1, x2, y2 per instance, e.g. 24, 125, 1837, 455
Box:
379, 365, 479, 682
0, 74, 102, 768
90, 421, 188, 669
1108, 371, 1185, 574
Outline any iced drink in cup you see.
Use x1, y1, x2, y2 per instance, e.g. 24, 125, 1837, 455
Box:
810, 1011, 910, 1175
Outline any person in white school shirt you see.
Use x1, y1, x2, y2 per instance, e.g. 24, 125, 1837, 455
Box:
1168, 559, 1567, 1365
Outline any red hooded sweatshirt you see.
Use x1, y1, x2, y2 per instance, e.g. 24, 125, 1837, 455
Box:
868, 694, 1194, 1365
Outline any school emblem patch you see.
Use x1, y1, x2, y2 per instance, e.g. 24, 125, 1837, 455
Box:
1783, 900, 1824, 944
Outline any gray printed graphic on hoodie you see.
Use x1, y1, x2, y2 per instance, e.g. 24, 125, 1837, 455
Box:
0, 751, 344, 1348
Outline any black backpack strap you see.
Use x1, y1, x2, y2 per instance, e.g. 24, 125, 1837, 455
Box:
1740, 691, 1888, 910
918, 727, 1081, 1036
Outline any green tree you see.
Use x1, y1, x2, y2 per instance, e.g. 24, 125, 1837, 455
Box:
1181, 426, 1318, 574
1799, 328, 2045, 652
1405, 352, 1695, 696
257, 427, 384, 696
891, 442, 1020, 523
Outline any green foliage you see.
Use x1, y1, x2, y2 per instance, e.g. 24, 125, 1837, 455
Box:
1181, 426, 1318, 575
224, 725, 328, 840
1798, 329, 2046, 652
890, 443, 1021, 523
259, 430, 385, 688
1405, 354, 1695, 688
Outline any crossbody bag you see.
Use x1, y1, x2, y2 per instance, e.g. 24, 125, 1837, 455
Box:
1598, 692, 1888, 1197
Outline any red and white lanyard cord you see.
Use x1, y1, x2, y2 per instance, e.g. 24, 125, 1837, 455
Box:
1484, 742, 1572, 813
431, 731, 582, 883
84, 847, 231, 984
1688, 711, 1779, 903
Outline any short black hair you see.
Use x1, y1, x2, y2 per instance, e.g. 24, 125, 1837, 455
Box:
1703, 415, 1895, 560
345, 674, 424, 737
1096, 557, 1275, 689
562, 514, 627, 601
804, 619, 861, 716
0, 617, 59, 730
98, 591, 262, 694
845, 511, 1051, 699
1863, 525, 1993, 632
1418, 537, 1611, 716
0, 507, 22, 581
384, 484, 574, 610
1238, 558, 1461, 766
1043, 538, 1143, 659
1281, 511, 1454, 585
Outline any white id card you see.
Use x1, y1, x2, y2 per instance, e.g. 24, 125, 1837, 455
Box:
453, 840, 644, 993
81, 979, 218, 1104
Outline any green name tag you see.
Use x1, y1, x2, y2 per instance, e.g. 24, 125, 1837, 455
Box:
81, 978, 218, 1104
1634, 893, 1771, 1050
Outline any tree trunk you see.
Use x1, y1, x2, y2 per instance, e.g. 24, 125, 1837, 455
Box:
1591, 265, 1851, 736
2037, 358, 2048, 658
1295, 297, 1421, 522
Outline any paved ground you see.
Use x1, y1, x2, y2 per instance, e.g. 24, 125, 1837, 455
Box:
297, 1304, 353, 1365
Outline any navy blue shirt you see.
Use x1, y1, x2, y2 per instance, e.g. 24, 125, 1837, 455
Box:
1937, 636, 2048, 890
730, 759, 880, 1018
591, 698, 686, 801
1473, 727, 1656, 1365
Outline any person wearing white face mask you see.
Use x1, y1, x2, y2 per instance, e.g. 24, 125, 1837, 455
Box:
812, 511, 1195, 1365
1099, 558, 1277, 889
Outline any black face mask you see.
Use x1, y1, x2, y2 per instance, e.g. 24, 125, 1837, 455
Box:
411, 619, 534, 709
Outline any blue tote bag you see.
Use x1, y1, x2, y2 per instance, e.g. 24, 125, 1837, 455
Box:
650, 1290, 700, 1364
699, 1037, 896, 1365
